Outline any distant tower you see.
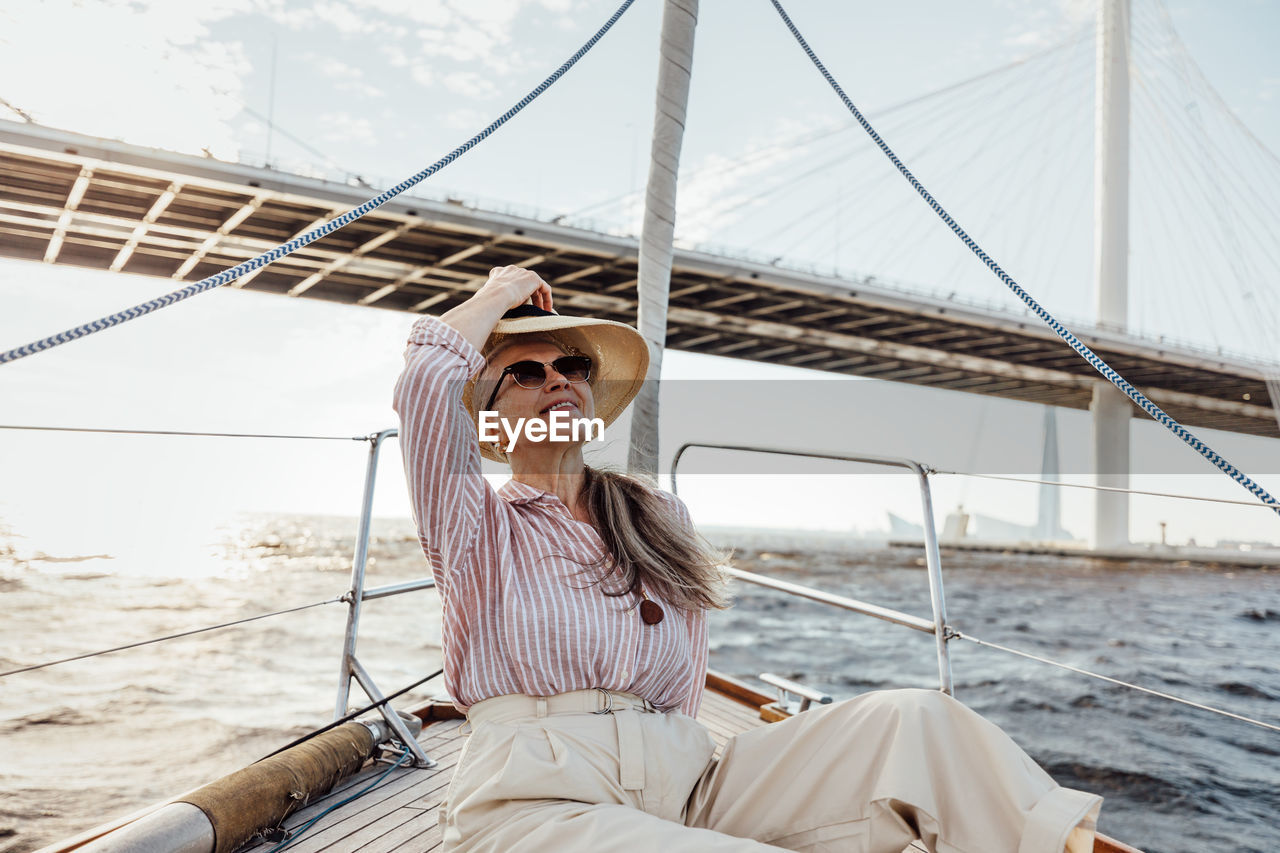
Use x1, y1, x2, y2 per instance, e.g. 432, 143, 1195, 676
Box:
1035, 406, 1063, 541
1092, 0, 1132, 547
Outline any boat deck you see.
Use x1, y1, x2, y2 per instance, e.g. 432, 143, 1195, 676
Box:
53, 673, 1140, 853
237, 683, 772, 853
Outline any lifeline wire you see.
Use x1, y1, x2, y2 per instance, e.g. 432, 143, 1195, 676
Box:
931, 469, 1279, 510
950, 630, 1280, 734
0, 597, 342, 678
0, 424, 365, 441
0, 0, 636, 366
767, 0, 1280, 518
256, 668, 444, 762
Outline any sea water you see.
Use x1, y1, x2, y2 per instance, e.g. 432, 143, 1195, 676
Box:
1, 514, 1277, 853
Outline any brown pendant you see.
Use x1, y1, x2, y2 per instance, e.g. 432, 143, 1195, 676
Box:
639, 598, 665, 625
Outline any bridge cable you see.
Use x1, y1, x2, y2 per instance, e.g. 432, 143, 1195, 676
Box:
1136, 5, 1280, 356
761, 53, 1050, 260
569, 32, 1086, 222
0, 0, 637, 366
767, 0, 1280, 517
1129, 37, 1257, 354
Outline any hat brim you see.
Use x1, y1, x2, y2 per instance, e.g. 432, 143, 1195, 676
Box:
463, 314, 650, 463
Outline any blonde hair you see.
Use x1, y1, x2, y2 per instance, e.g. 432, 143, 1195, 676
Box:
578, 466, 731, 612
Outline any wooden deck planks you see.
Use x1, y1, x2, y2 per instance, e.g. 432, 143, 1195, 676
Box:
237, 721, 467, 853
281, 766, 452, 853
696, 690, 769, 752
236, 690, 772, 852
279, 738, 464, 839
283, 739, 467, 853
358, 810, 443, 853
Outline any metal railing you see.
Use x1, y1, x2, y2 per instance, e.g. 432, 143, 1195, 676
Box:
760, 672, 833, 712
333, 428, 438, 767
6, 424, 1274, 739
0, 424, 448, 763
330, 434, 962, 763
669, 441, 1280, 733
670, 442, 955, 695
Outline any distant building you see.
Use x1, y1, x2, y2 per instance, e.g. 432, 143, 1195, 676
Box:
888, 406, 1081, 545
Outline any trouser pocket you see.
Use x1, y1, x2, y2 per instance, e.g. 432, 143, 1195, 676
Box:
644, 712, 717, 822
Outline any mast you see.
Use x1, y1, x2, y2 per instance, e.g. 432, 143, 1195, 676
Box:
1091, 0, 1131, 548
627, 0, 698, 479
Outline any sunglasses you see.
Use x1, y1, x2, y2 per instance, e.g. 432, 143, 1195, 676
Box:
483, 355, 593, 412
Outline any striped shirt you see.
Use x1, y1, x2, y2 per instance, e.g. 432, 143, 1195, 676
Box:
392, 316, 708, 716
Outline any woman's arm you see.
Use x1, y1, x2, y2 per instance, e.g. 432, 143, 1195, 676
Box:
439, 266, 554, 350
391, 266, 553, 588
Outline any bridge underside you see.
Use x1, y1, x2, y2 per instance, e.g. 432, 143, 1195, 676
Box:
2, 121, 1276, 439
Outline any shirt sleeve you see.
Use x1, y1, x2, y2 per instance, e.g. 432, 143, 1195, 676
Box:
680, 609, 709, 717
391, 315, 493, 592
658, 490, 711, 718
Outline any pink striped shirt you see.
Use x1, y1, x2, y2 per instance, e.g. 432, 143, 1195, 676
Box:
392, 316, 708, 716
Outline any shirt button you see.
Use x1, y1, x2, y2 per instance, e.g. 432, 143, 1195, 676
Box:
621, 670, 630, 680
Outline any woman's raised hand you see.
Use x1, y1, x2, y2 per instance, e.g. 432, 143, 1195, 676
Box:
482, 266, 554, 314
439, 266, 555, 352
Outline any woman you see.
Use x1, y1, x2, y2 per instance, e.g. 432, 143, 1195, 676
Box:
393, 265, 1102, 853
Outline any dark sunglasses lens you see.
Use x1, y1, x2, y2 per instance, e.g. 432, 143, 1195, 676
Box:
508, 362, 547, 388
554, 356, 592, 382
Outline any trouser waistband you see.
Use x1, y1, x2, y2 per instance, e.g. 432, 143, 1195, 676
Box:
466, 688, 659, 725
465, 689, 657, 792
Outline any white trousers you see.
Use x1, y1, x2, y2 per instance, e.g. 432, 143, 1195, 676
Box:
440, 688, 1102, 853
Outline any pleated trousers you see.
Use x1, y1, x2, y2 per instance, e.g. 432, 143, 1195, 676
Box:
439, 687, 1102, 853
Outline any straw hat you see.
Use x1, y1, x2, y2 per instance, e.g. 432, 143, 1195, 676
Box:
462, 305, 650, 462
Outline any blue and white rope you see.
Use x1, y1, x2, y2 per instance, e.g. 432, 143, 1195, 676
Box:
768, 0, 1280, 516
0, 0, 636, 366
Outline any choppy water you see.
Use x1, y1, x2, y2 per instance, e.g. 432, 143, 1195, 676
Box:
1, 514, 1277, 853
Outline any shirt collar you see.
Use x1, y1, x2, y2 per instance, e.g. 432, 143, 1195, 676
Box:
497, 478, 560, 506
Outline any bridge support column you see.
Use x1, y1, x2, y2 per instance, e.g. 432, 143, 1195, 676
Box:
1091, 382, 1130, 548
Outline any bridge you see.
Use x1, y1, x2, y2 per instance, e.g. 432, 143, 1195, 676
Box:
3, 119, 1275, 444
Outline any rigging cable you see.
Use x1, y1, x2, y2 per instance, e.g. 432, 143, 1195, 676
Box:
0, 94, 34, 123
252, 669, 445, 849
930, 33, 1092, 300
0, 0, 637, 366
767, 0, 1280, 517
0, 597, 342, 678
256, 668, 445, 761
263, 747, 413, 852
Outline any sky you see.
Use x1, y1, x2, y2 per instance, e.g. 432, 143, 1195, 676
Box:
1, 0, 1279, 561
